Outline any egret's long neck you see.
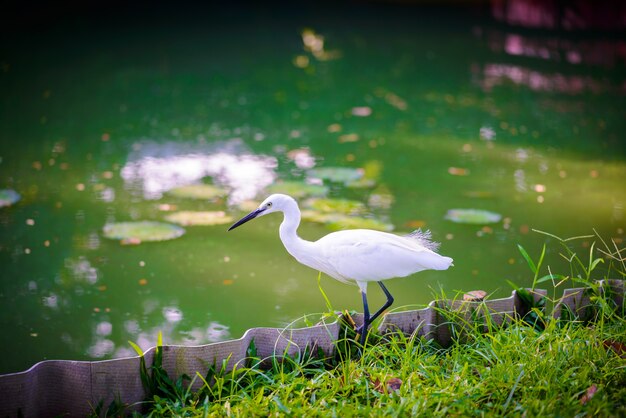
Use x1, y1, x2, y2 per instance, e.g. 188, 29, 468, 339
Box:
278, 202, 316, 264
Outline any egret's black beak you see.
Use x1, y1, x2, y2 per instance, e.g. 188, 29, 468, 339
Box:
228, 207, 266, 231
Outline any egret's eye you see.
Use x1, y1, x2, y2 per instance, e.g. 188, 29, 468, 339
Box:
267, 202, 272, 208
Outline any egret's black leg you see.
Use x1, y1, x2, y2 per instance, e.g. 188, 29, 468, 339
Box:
369, 282, 394, 324
357, 283, 394, 346
358, 290, 370, 346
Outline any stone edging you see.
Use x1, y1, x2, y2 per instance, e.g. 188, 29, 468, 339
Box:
0, 280, 623, 417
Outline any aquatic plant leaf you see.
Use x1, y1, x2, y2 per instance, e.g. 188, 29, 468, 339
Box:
302, 210, 393, 232
362, 160, 382, 180
305, 198, 366, 215
102, 221, 185, 242
236, 200, 261, 212
167, 184, 226, 200
444, 208, 502, 224
164, 211, 234, 226
301, 210, 336, 223
308, 167, 363, 183
266, 181, 328, 198
0, 189, 21, 208
326, 215, 394, 232
345, 178, 377, 189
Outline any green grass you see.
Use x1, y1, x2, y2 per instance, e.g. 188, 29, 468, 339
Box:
109, 319, 625, 417
102, 232, 626, 417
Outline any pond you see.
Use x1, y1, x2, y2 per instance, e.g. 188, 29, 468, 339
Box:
0, 2, 624, 374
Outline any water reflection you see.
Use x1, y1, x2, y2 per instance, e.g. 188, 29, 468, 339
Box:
479, 63, 612, 94
286, 148, 316, 169
163, 306, 183, 323
42, 294, 58, 309
491, 0, 626, 31
64, 256, 98, 284
84, 301, 232, 359
121, 139, 277, 204
96, 321, 112, 336
88, 338, 115, 358
301, 28, 342, 62
477, 0, 626, 94
480, 126, 496, 141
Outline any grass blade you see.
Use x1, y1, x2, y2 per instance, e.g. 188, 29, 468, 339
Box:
517, 244, 537, 274
317, 271, 333, 313
128, 341, 144, 357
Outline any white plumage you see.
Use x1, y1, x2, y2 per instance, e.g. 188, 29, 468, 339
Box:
229, 193, 453, 345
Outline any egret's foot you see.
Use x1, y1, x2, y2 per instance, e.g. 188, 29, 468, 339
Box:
355, 325, 369, 346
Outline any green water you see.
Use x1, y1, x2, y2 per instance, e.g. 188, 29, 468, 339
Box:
1, 5, 624, 373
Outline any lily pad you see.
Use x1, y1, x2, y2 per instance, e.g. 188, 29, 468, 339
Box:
445, 209, 502, 224
345, 178, 377, 189
326, 216, 394, 232
301, 211, 393, 232
301, 210, 336, 223
308, 167, 363, 183
237, 200, 262, 212
266, 181, 328, 198
102, 221, 185, 243
164, 211, 234, 226
167, 184, 227, 200
305, 198, 366, 215
0, 189, 21, 208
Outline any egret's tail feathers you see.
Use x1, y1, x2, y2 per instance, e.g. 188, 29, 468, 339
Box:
406, 229, 440, 252
440, 256, 454, 270
414, 252, 453, 271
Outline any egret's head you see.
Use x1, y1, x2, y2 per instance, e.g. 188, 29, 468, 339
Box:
228, 194, 296, 231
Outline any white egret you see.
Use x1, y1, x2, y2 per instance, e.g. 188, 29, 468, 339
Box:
228, 193, 453, 345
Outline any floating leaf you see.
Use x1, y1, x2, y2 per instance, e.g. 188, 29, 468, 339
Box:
326, 216, 394, 232
301, 210, 336, 223
346, 160, 382, 189
167, 184, 226, 200
157, 203, 178, 211
368, 187, 394, 209
0, 189, 21, 208
362, 160, 382, 180
301, 211, 393, 232
306, 198, 366, 215
103, 221, 185, 243
448, 167, 469, 176
351, 106, 372, 117
338, 133, 360, 143
237, 200, 261, 212
327, 123, 342, 133
266, 181, 328, 198
121, 238, 142, 246
445, 209, 502, 224
345, 178, 376, 189
405, 220, 426, 228
308, 167, 363, 183
164, 211, 234, 226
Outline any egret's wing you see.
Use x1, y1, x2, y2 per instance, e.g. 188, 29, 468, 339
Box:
318, 230, 452, 282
